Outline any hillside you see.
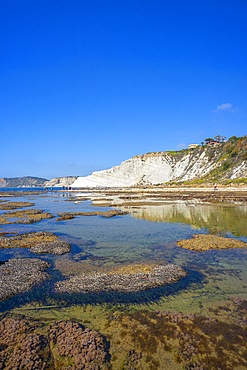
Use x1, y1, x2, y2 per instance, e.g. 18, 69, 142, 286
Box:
70, 136, 247, 188
181, 135, 247, 185
0, 176, 48, 188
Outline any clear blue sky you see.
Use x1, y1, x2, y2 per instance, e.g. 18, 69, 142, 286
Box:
1, 0, 247, 179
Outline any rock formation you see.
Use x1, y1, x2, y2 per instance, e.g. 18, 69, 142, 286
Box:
55, 263, 187, 294
0, 258, 49, 302
0, 317, 110, 370
70, 136, 247, 188
45, 176, 78, 187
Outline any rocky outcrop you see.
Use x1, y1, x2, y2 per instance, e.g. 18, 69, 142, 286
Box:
71, 137, 247, 188
30, 240, 71, 255
55, 263, 187, 294
0, 231, 71, 255
45, 176, 78, 187
177, 234, 247, 251
0, 178, 7, 187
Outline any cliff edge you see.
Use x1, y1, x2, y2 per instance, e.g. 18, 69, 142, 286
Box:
71, 136, 247, 188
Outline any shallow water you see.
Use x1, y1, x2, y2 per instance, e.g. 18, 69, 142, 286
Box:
0, 190, 247, 312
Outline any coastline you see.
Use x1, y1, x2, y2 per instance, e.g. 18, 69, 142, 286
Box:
61, 185, 247, 205
0, 185, 247, 369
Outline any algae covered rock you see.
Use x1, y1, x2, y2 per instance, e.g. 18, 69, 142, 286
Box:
177, 234, 247, 251
0, 201, 34, 210
0, 258, 49, 302
31, 240, 71, 255
0, 317, 52, 370
0, 316, 110, 370
0, 208, 54, 224
55, 263, 187, 294
49, 321, 110, 369
57, 209, 128, 221
0, 231, 71, 255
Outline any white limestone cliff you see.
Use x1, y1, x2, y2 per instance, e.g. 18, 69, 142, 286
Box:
45, 137, 247, 188
71, 150, 220, 188
45, 176, 78, 187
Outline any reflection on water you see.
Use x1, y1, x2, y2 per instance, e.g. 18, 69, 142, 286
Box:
0, 192, 247, 312
125, 201, 247, 237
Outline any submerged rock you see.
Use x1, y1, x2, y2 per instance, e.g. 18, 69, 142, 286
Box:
55, 263, 187, 294
177, 234, 247, 251
0, 201, 34, 210
31, 240, 71, 255
0, 258, 49, 302
50, 321, 109, 369
57, 209, 128, 221
0, 231, 71, 255
0, 208, 54, 224
0, 317, 110, 370
0, 317, 52, 370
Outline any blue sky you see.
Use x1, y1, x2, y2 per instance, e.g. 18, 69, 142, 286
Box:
1, 0, 247, 179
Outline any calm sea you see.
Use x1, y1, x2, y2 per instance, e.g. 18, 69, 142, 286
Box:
0, 190, 247, 312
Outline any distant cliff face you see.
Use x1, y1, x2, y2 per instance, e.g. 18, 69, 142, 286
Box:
71, 136, 247, 188
0, 176, 48, 188
45, 176, 78, 187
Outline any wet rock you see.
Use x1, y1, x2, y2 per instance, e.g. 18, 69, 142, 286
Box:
57, 209, 128, 221
31, 240, 71, 255
177, 234, 247, 251
0, 209, 54, 225
49, 321, 110, 369
0, 231, 56, 248
0, 258, 49, 302
0, 316, 110, 370
0, 317, 52, 370
0, 231, 71, 255
55, 263, 187, 294
0, 201, 34, 210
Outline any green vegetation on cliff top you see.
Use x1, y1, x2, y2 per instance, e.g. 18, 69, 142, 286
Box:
167, 135, 247, 185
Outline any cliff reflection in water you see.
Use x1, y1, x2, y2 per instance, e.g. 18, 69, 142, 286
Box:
126, 201, 247, 237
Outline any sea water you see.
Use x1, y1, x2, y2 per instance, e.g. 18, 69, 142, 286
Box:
0, 190, 247, 312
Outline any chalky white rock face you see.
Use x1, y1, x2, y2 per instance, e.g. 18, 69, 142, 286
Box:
45, 176, 78, 187
71, 151, 219, 188
230, 162, 247, 179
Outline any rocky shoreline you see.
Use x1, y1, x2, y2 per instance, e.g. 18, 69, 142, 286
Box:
0, 258, 49, 302
74, 186, 247, 205
55, 263, 187, 294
